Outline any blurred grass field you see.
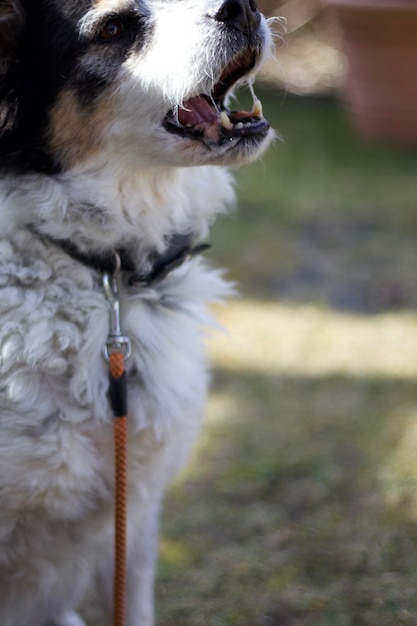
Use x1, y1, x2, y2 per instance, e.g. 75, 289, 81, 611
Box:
155, 85, 417, 626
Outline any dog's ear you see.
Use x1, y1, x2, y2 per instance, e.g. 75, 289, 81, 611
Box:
0, 0, 24, 134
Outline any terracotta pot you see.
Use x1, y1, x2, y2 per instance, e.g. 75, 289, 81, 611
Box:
327, 0, 417, 144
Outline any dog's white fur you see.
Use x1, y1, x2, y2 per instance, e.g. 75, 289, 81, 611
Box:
0, 0, 272, 623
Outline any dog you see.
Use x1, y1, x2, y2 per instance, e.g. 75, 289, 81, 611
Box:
0, 0, 273, 624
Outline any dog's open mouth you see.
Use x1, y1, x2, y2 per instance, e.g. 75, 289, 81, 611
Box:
162, 49, 270, 146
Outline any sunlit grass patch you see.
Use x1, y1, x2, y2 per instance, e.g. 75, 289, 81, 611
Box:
209, 300, 417, 378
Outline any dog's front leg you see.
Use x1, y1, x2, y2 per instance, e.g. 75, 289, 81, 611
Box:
125, 518, 159, 626
96, 496, 161, 626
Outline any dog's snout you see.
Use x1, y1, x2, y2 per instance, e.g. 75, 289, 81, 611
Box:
214, 0, 261, 35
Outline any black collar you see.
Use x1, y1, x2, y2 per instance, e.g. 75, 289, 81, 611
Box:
42, 233, 211, 287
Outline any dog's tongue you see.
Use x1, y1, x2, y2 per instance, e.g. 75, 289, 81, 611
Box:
178, 95, 218, 126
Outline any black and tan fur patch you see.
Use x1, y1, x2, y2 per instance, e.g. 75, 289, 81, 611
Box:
0, 0, 150, 173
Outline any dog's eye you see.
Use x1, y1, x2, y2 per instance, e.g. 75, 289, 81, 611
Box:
98, 19, 124, 42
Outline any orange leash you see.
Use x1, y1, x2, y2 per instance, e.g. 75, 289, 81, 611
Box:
100, 241, 209, 625
103, 267, 132, 626
109, 352, 128, 626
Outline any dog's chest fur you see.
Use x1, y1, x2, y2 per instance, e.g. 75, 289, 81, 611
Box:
0, 174, 231, 539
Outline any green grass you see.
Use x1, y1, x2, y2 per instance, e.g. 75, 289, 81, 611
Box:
155, 85, 417, 626
232, 86, 417, 222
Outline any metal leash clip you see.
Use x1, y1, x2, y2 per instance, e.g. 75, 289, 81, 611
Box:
103, 252, 132, 361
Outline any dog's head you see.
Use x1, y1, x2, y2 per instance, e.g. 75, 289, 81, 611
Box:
0, 0, 272, 174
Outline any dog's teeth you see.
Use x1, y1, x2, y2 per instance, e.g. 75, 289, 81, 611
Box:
235, 122, 243, 129
252, 98, 263, 118
220, 111, 233, 130
248, 79, 264, 118
245, 122, 252, 128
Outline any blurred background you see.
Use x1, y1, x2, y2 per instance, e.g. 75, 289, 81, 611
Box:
156, 2, 417, 625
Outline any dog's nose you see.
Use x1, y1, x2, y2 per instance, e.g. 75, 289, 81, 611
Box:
215, 0, 261, 35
